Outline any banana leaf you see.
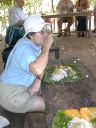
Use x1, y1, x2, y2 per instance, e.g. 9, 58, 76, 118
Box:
52, 108, 96, 128
42, 64, 85, 85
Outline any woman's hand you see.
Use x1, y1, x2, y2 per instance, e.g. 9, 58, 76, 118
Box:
43, 35, 53, 51
29, 85, 40, 96
29, 78, 41, 96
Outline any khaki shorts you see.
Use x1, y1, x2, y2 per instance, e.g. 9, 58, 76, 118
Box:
0, 82, 45, 113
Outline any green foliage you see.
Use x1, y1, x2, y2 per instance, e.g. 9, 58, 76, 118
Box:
0, 0, 14, 7
0, 0, 41, 9
89, 0, 96, 6
24, 0, 42, 14
91, 118, 96, 128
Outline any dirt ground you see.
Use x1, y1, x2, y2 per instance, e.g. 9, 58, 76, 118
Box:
51, 33, 96, 78
0, 33, 96, 128
43, 33, 96, 128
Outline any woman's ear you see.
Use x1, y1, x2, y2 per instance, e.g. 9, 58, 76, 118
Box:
29, 34, 33, 39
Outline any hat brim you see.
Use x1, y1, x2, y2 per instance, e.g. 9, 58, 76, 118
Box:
23, 22, 51, 38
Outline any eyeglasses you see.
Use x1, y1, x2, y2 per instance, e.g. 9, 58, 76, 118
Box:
37, 25, 52, 35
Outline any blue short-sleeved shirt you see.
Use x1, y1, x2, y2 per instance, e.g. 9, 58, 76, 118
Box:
0, 37, 41, 87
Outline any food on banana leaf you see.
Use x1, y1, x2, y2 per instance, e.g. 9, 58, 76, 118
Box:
50, 67, 68, 81
68, 117, 93, 128
50, 65, 77, 81
80, 107, 96, 127
43, 64, 84, 84
64, 109, 81, 118
80, 107, 96, 121
52, 108, 96, 128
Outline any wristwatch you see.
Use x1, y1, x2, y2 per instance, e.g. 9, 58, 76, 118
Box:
36, 76, 42, 81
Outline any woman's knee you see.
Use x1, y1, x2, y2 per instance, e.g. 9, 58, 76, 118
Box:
36, 96, 45, 111
28, 96, 45, 112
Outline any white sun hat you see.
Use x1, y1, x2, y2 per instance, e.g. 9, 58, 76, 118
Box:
23, 15, 50, 37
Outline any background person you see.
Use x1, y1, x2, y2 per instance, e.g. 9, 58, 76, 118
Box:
3, 0, 26, 63
56, 0, 74, 37
5, 0, 26, 47
0, 15, 53, 115
9, 0, 26, 27
75, 0, 88, 37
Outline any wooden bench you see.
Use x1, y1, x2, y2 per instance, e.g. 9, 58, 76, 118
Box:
0, 106, 48, 128
26, 112, 48, 128
50, 42, 60, 59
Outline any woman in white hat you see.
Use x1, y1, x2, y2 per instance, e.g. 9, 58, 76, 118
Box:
0, 15, 53, 114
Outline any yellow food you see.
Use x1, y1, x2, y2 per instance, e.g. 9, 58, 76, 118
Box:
58, 65, 64, 69
63, 109, 81, 118
80, 107, 96, 121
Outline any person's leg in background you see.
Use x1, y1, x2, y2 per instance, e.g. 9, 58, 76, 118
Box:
57, 17, 63, 37
76, 16, 87, 37
65, 17, 74, 36
76, 16, 81, 37
81, 16, 87, 37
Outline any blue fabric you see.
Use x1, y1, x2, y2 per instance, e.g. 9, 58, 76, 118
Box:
0, 37, 41, 87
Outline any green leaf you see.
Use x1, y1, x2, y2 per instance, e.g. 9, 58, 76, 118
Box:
91, 118, 96, 128
42, 64, 85, 85
52, 110, 72, 128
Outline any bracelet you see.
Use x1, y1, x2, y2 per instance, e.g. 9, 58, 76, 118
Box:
36, 76, 42, 81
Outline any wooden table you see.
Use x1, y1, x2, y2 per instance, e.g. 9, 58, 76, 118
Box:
42, 11, 93, 37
